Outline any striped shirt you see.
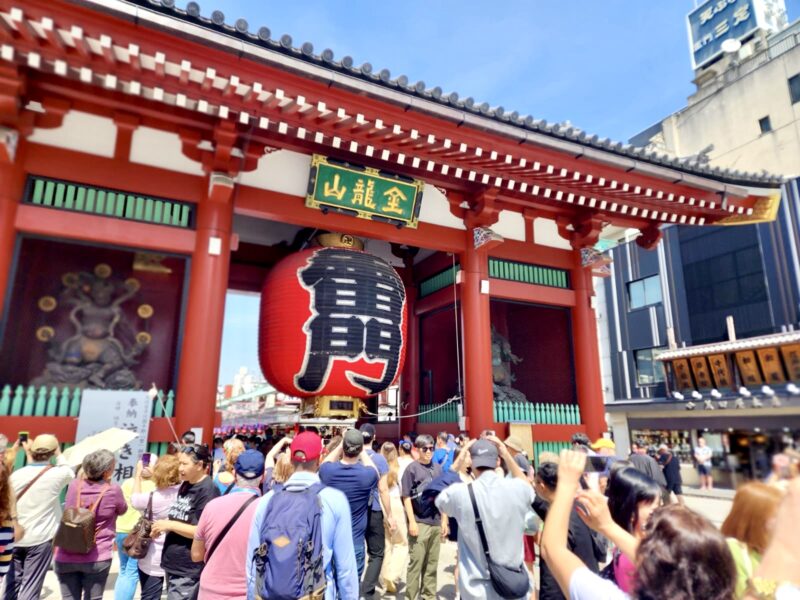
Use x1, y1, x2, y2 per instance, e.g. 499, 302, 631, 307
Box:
0, 519, 13, 578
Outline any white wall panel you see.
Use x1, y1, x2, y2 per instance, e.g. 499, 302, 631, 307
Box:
129, 127, 204, 176
30, 111, 116, 158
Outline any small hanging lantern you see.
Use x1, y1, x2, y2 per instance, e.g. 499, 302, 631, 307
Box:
259, 234, 407, 419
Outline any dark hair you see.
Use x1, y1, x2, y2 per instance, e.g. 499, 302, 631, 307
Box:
606, 466, 661, 534
181, 444, 211, 466
415, 434, 434, 449
535, 462, 559, 490
0, 464, 12, 521
30, 449, 56, 463
635, 505, 735, 600
181, 430, 196, 444
571, 433, 591, 447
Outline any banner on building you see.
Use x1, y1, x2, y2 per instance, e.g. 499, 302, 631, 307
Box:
76, 390, 152, 484
687, 0, 786, 69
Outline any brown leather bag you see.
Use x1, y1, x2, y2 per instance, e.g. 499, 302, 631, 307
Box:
54, 481, 110, 554
122, 492, 153, 558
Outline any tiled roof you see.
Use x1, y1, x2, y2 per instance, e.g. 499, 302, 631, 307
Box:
123, 0, 783, 188
657, 331, 800, 360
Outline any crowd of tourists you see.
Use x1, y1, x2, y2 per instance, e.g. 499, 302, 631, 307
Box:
0, 428, 798, 600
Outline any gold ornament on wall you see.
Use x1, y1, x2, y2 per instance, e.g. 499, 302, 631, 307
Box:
137, 304, 154, 319
38, 296, 57, 312
135, 332, 152, 345
124, 278, 141, 293
94, 264, 112, 279
36, 326, 55, 342
61, 272, 79, 288
133, 252, 173, 274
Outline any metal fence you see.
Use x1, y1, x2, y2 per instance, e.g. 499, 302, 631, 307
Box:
415, 400, 581, 425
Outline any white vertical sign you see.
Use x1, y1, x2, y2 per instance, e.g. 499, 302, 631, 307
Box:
76, 390, 152, 484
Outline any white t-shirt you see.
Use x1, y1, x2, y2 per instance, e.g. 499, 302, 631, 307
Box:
11, 459, 75, 547
570, 567, 629, 600
398, 456, 413, 483
695, 446, 712, 467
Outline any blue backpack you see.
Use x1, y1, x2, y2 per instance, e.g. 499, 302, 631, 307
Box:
253, 482, 326, 599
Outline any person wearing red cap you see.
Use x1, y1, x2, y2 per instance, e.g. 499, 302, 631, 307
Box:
246, 432, 358, 600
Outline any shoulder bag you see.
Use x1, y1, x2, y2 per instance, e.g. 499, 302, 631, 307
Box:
123, 492, 154, 558
16, 465, 54, 501
205, 494, 258, 564
467, 483, 530, 599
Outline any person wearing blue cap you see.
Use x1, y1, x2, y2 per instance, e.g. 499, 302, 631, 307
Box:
191, 449, 264, 599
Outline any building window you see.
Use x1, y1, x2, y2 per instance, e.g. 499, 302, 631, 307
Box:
789, 74, 800, 104
634, 348, 666, 385
627, 275, 662, 310
758, 116, 772, 134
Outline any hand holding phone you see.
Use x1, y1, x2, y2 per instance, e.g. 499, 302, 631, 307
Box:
584, 456, 610, 473
141, 452, 152, 467
18, 431, 28, 443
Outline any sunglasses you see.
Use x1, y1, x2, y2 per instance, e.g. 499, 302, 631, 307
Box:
181, 444, 211, 460
420, 446, 434, 452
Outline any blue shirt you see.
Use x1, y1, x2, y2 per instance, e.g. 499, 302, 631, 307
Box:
366, 449, 389, 512
319, 462, 378, 542
246, 471, 358, 600
432, 447, 454, 473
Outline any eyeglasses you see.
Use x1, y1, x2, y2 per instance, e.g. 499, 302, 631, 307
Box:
420, 446, 434, 452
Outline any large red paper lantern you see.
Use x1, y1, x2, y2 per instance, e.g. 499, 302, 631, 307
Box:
259, 246, 407, 408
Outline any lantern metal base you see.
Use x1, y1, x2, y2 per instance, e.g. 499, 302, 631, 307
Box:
302, 395, 365, 420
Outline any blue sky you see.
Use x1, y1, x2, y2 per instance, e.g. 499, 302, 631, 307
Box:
212, 1, 800, 384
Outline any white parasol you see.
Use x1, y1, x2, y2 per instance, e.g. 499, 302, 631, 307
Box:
62, 427, 139, 468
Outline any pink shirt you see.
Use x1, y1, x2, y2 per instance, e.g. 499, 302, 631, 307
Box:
194, 491, 260, 600
614, 551, 636, 594
131, 485, 180, 577
54, 479, 127, 564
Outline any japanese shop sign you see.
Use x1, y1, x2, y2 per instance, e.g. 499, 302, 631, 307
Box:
687, 0, 777, 69
306, 155, 424, 229
76, 390, 151, 484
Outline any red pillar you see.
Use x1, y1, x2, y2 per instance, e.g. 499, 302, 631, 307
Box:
571, 251, 606, 440
400, 267, 420, 433
0, 136, 25, 322
461, 230, 494, 437
175, 173, 234, 444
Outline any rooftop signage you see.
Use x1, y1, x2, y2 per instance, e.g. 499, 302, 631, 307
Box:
687, 0, 787, 69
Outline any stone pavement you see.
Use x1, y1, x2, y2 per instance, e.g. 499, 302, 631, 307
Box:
35, 487, 731, 599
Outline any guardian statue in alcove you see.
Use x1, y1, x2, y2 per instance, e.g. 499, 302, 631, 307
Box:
491, 325, 527, 403
31, 263, 150, 389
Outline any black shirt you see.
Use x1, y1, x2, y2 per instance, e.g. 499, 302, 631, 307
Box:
533, 495, 601, 600
401, 461, 442, 526
658, 452, 682, 486
161, 476, 220, 577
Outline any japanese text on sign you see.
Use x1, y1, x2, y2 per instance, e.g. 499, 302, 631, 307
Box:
687, 0, 759, 68
76, 390, 152, 484
307, 155, 424, 228
296, 248, 406, 395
